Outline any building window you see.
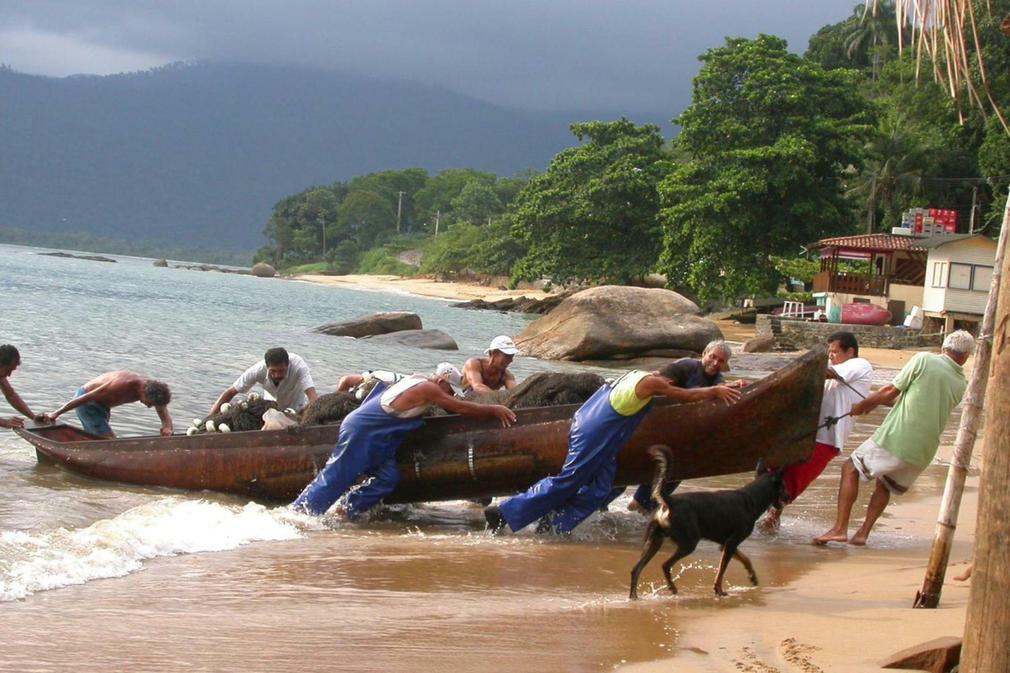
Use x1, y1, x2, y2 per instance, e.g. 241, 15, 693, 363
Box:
948, 263, 972, 290
973, 265, 994, 291
931, 262, 947, 288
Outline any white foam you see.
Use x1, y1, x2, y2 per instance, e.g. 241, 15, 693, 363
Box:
0, 498, 304, 601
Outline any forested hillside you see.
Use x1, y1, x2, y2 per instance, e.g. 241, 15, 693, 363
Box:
0, 62, 583, 249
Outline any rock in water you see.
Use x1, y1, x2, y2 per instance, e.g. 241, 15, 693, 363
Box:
313, 311, 422, 337
360, 329, 459, 351
251, 262, 277, 278
515, 286, 722, 361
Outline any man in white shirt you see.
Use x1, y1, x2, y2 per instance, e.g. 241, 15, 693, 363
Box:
208, 347, 317, 416
761, 332, 873, 530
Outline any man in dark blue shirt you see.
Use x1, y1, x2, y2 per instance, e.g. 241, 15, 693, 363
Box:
604, 340, 746, 512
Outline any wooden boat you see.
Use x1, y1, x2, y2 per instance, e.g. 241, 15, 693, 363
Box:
15, 348, 827, 503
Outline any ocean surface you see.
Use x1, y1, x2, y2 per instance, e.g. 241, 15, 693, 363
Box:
0, 244, 962, 672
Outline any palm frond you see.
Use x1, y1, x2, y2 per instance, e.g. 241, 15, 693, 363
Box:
875, 0, 1010, 134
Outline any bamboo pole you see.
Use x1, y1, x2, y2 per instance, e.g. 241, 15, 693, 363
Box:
961, 194, 1010, 672
913, 193, 1010, 609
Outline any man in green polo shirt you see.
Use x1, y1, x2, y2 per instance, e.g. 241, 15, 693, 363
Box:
814, 330, 974, 546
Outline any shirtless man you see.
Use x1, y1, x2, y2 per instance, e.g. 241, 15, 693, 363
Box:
0, 345, 51, 429
462, 335, 519, 395
49, 371, 173, 437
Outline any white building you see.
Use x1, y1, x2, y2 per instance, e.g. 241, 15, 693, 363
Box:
920, 234, 998, 333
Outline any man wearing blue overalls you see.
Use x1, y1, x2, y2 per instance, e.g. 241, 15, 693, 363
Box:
485, 365, 740, 534
293, 363, 515, 518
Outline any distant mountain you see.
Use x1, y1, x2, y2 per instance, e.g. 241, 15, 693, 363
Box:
0, 62, 616, 249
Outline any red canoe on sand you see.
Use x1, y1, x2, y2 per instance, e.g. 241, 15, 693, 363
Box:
840, 302, 891, 326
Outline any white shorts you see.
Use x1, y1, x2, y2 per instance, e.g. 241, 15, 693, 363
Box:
850, 438, 924, 495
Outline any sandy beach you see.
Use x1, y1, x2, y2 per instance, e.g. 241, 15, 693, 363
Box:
285, 272, 980, 673
291, 272, 552, 302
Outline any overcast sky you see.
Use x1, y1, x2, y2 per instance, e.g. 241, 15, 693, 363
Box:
0, 1, 857, 116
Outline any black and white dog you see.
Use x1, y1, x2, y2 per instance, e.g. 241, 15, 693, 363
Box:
629, 445, 788, 598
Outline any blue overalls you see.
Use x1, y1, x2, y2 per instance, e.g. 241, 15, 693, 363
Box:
291, 381, 424, 517
498, 380, 653, 534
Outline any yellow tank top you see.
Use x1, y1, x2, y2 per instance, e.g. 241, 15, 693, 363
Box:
608, 370, 652, 416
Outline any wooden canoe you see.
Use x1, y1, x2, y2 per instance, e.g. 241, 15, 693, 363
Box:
15, 348, 826, 503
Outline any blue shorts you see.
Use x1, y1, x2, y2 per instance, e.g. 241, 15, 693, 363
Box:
74, 387, 113, 436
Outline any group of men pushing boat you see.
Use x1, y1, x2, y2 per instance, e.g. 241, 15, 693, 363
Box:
0, 326, 976, 545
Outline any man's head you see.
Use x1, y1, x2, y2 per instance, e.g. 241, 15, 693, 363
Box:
942, 330, 975, 366
0, 344, 20, 377
434, 362, 463, 396
264, 347, 290, 384
485, 335, 518, 367
700, 340, 732, 376
141, 380, 171, 408
826, 331, 859, 365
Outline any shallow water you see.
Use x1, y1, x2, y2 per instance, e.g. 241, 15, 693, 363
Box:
0, 245, 967, 671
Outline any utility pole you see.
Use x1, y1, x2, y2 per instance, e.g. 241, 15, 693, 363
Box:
396, 191, 405, 234
434, 209, 440, 237
960, 191, 1010, 672
913, 191, 1008, 609
969, 186, 978, 234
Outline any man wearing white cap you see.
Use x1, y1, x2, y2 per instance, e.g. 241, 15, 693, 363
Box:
293, 363, 516, 518
462, 335, 519, 395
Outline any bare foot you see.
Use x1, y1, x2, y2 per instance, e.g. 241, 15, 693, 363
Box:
848, 532, 868, 546
813, 530, 848, 545
954, 563, 974, 581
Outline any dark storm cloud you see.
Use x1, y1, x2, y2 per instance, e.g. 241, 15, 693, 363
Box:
0, 0, 856, 115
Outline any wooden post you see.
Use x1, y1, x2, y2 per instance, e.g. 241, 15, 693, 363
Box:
960, 194, 1010, 671
913, 193, 1009, 609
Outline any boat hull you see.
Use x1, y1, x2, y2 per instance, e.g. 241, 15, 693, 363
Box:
16, 348, 827, 503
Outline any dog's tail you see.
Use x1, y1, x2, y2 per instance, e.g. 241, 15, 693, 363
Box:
647, 444, 674, 528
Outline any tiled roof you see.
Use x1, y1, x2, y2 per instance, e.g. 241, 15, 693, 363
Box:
807, 234, 926, 252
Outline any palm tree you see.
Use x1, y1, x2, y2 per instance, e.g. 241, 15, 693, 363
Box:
844, 1, 897, 80
848, 115, 927, 233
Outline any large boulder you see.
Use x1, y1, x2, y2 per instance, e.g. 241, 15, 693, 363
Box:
314, 311, 422, 337
361, 329, 459, 350
515, 286, 722, 361
251, 262, 277, 278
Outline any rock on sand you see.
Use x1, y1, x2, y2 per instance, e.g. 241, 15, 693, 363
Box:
516, 285, 722, 361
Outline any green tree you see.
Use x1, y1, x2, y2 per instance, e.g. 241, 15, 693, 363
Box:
450, 180, 504, 225
660, 35, 872, 302
348, 168, 429, 232
337, 190, 397, 249
847, 114, 929, 232
805, 2, 900, 79
511, 118, 668, 285
413, 169, 497, 229
842, 1, 898, 81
